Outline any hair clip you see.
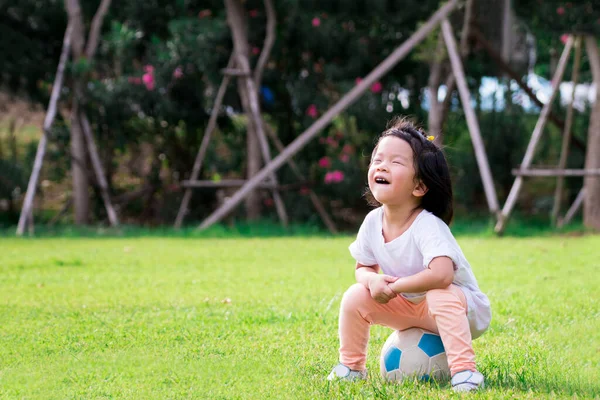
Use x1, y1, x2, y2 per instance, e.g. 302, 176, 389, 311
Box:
426, 135, 435, 142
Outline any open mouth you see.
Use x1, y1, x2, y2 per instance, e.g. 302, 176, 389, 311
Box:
374, 177, 390, 184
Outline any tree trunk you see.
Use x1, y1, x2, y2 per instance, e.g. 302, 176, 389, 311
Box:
245, 120, 262, 220
226, 0, 262, 221
64, 0, 113, 225
65, 0, 89, 224
583, 36, 600, 230
70, 100, 90, 224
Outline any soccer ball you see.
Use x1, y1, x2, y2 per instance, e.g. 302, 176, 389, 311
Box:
380, 328, 450, 382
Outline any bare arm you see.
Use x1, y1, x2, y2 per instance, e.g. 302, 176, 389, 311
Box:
356, 262, 400, 304
388, 256, 454, 294
355, 262, 380, 288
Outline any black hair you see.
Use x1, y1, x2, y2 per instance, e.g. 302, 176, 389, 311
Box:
365, 117, 454, 225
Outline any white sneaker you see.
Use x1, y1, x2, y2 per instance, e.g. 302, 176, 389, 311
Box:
451, 370, 485, 392
327, 363, 367, 381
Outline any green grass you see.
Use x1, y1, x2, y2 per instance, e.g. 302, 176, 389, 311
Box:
1, 235, 599, 399
0, 214, 590, 239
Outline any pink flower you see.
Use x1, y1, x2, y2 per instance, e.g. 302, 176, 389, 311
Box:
306, 104, 318, 118
252, 47, 261, 55
173, 66, 184, 79
318, 156, 331, 168
142, 72, 155, 91
560, 34, 569, 44
355, 77, 363, 85
557, 6, 565, 15
342, 144, 354, 154
249, 9, 259, 18
370, 81, 383, 93
142, 65, 155, 90
128, 77, 142, 85
312, 17, 321, 27
324, 170, 345, 184
339, 154, 350, 163
326, 136, 338, 148
332, 170, 344, 182
198, 9, 212, 18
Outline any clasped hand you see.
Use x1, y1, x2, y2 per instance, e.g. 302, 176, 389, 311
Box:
368, 274, 399, 304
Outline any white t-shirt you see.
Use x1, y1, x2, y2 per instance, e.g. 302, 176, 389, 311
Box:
349, 207, 491, 339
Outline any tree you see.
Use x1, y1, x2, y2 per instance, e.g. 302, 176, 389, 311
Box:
64, 0, 112, 224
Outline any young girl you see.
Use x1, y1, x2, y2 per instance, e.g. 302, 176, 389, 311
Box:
327, 118, 491, 392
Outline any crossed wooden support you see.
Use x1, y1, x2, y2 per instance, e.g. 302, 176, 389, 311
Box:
189, 0, 502, 232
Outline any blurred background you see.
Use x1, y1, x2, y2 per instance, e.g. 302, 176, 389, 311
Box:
0, 0, 599, 234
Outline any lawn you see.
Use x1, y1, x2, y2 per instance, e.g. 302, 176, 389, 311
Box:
0, 234, 599, 399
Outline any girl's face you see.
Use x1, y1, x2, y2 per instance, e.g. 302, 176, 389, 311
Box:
368, 136, 423, 207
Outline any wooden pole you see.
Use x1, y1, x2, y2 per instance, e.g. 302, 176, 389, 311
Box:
197, 0, 459, 230
174, 56, 234, 228
495, 36, 574, 234
17, 23, 72, 236
442, 19, 499, 214
512, 168, 600, 177
583, 35, 600, 230
559, 188, 585, 227
552, 36, 582, 224
79, 112, 119, 226
182, 180, 278, 188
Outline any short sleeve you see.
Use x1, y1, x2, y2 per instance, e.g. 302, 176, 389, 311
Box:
413, 215, 459, 269
348, 211, 378, 266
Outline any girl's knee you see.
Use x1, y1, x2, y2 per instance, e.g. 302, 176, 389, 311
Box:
340, 283, 371, 311
426, 286, 466, 313
426, 287, 448, 300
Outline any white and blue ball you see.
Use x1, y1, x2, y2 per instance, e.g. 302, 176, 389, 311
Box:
380, 328, 450, 382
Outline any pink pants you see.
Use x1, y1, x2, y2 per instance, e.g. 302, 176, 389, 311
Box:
338, 283, 475, 375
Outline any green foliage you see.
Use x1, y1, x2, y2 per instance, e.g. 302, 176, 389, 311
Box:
514, 1, 600, 80
0, 0, 67, 97
1, 0, 596, 228
0, 158, 25, 200
514, 1, 600, 36
0, 236, 598, 398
